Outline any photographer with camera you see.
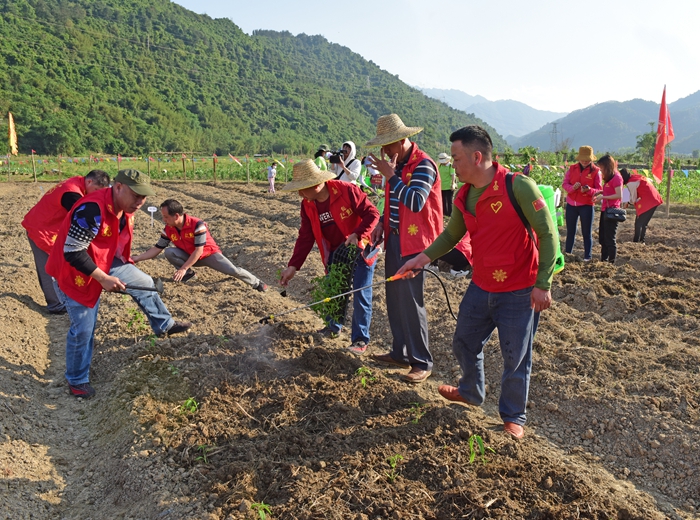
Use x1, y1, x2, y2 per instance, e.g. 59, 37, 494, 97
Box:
330, 141, 362, 185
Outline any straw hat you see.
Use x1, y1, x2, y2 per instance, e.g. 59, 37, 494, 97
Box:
576, 146, 596, 162
365, 114, 423, 147
437, 152, 451, 164
281, 159, 336, 192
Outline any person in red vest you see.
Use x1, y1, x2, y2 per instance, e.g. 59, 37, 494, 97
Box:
562, 146, 602, 261
46, 170, 191, 399
398, 125, 558, 438
22, 170, 110, 314
279, 159, 380, 354
132, 199, 268, 291
619, 168, 663, 243
365, 114, 443, 384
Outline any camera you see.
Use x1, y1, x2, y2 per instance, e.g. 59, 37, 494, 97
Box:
328, 150, 345, 164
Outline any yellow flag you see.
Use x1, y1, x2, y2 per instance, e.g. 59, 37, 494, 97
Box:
8, 112, 18, 155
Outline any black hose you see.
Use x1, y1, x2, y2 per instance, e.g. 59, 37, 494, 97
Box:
417, 268, 459, 321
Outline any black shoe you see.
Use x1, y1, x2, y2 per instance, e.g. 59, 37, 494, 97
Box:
48, 308, 67, 315
254, 281, 269, 292
181, 269, 196, 283
69, 383, 95, 399
161, 321, 192, 337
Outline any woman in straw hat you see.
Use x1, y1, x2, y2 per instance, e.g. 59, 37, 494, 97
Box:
563, 146, 602, 261
365, 113, 443, 384
279, 159, 380, 355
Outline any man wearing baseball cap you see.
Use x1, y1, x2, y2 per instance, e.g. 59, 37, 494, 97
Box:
46, 169, 191, 399
365, 114, 443, 383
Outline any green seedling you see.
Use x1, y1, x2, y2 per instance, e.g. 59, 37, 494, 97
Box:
409, 402, 427, 424
147, 334, 157, 349
127, 308, 148, 334
385, 454, 403, 482
180, 397, 198, 414
468, 434, 495, 465
195, 444, 212, 464
168, 364, 180, 376
355, 366, 376, 388
309, 249, 356, 326
251, 501, 272, 520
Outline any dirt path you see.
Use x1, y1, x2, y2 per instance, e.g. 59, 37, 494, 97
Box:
1, 180, 698, 519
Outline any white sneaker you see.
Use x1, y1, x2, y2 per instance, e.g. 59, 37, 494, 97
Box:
450, 268, 470, 278
425, 264, 439, 274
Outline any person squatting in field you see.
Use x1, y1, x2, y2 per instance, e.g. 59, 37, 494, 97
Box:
132, 199, 268, 292
398, 125, 558, 439
366, 113, 443, 384
45, 170, 192, 399
279, 159, 380, 354
22, 169, 111, 314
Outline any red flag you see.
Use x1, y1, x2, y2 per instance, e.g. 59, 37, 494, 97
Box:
651, 86, 675, 183
31, 149, 36, 154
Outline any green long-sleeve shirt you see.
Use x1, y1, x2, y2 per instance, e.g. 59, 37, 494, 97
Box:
425, 175, 557, 290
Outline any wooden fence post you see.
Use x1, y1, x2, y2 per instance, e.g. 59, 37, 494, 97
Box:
212, 154, 217, 184
182, 154, 187, 183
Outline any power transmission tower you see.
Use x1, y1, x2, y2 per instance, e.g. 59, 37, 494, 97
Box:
549, 123, 560, 152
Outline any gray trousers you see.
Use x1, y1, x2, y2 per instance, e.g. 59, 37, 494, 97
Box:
384, 231, 432, 371
28, 235, 64, 312
163, 248, 260, 287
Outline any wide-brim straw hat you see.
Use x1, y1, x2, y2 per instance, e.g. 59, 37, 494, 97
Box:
281, 159, 336, 192
437, 152, 451, 164
365, 114, 423, 147
576, 145, 596, 162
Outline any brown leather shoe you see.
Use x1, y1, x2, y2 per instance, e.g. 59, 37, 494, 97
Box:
371, 352, 410, 369
402, 367, 431, 383
438, 385, 473, 405
503, 422, 524, 439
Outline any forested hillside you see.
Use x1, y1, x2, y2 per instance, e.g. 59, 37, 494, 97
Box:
0, 0, 505, 156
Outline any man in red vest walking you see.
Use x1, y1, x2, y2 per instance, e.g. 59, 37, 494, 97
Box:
46, 170, 191, 398
133, 199, 268, 292
279, 159, 380, 354
22, 170, 110, 314
399, 126, 558, 438
366, 114, 443, 384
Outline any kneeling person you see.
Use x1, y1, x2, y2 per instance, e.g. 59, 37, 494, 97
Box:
133, 199, 268, 292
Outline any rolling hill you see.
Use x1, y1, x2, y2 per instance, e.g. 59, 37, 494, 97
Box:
0, 0, 505, 156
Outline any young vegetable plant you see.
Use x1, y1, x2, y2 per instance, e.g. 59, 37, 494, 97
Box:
468, 434, 495, 464
409, 402, 427, 424
180, 397, 198, 414
385, 454, 404, 482
251, 501, 272, 520
309, 246, 357, 326
127, 308, 148, 334
355, 367, 376, 388
195, 444, 212, 464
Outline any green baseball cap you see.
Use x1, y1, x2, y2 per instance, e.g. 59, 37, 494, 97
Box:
114, 169, 156, 196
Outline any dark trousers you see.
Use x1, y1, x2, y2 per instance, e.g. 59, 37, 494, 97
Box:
441, 190, 453, 217
565, 204, 594, 259
599, 211, 620, 263
634, 207, 657, 243
385, 231, 432, 371
28, 235, 64, 312
432, 249, 470, 271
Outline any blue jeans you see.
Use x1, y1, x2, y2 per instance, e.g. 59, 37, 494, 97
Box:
54, 262, 174, 385
565, 204, 594, 260
326, 254, 376, 344
451, 283, 539, 426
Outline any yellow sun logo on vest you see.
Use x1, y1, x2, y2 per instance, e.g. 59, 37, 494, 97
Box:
75, 275, 86, 287
492, 269, 507, 282
102, 225, 112, 237
407, 224, 419, 236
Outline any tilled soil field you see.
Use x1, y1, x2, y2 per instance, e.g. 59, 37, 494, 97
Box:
1, 180, 699, 520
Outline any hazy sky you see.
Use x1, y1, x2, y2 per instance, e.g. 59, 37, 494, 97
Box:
173, 0, 699, 114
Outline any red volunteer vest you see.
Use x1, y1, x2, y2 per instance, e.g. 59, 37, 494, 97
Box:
164, 214, 220, 259
566, 163, 600, 206
46, 188, 135, 308
454, 164, 538, 292
629, 174, 663, 215
22, 176, 86, 253
383, 143, 443, 256
303, 180, 374, 267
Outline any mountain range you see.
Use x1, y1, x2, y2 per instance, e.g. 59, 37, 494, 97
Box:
420, 88, 567, 140
0, 0, 505, 156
